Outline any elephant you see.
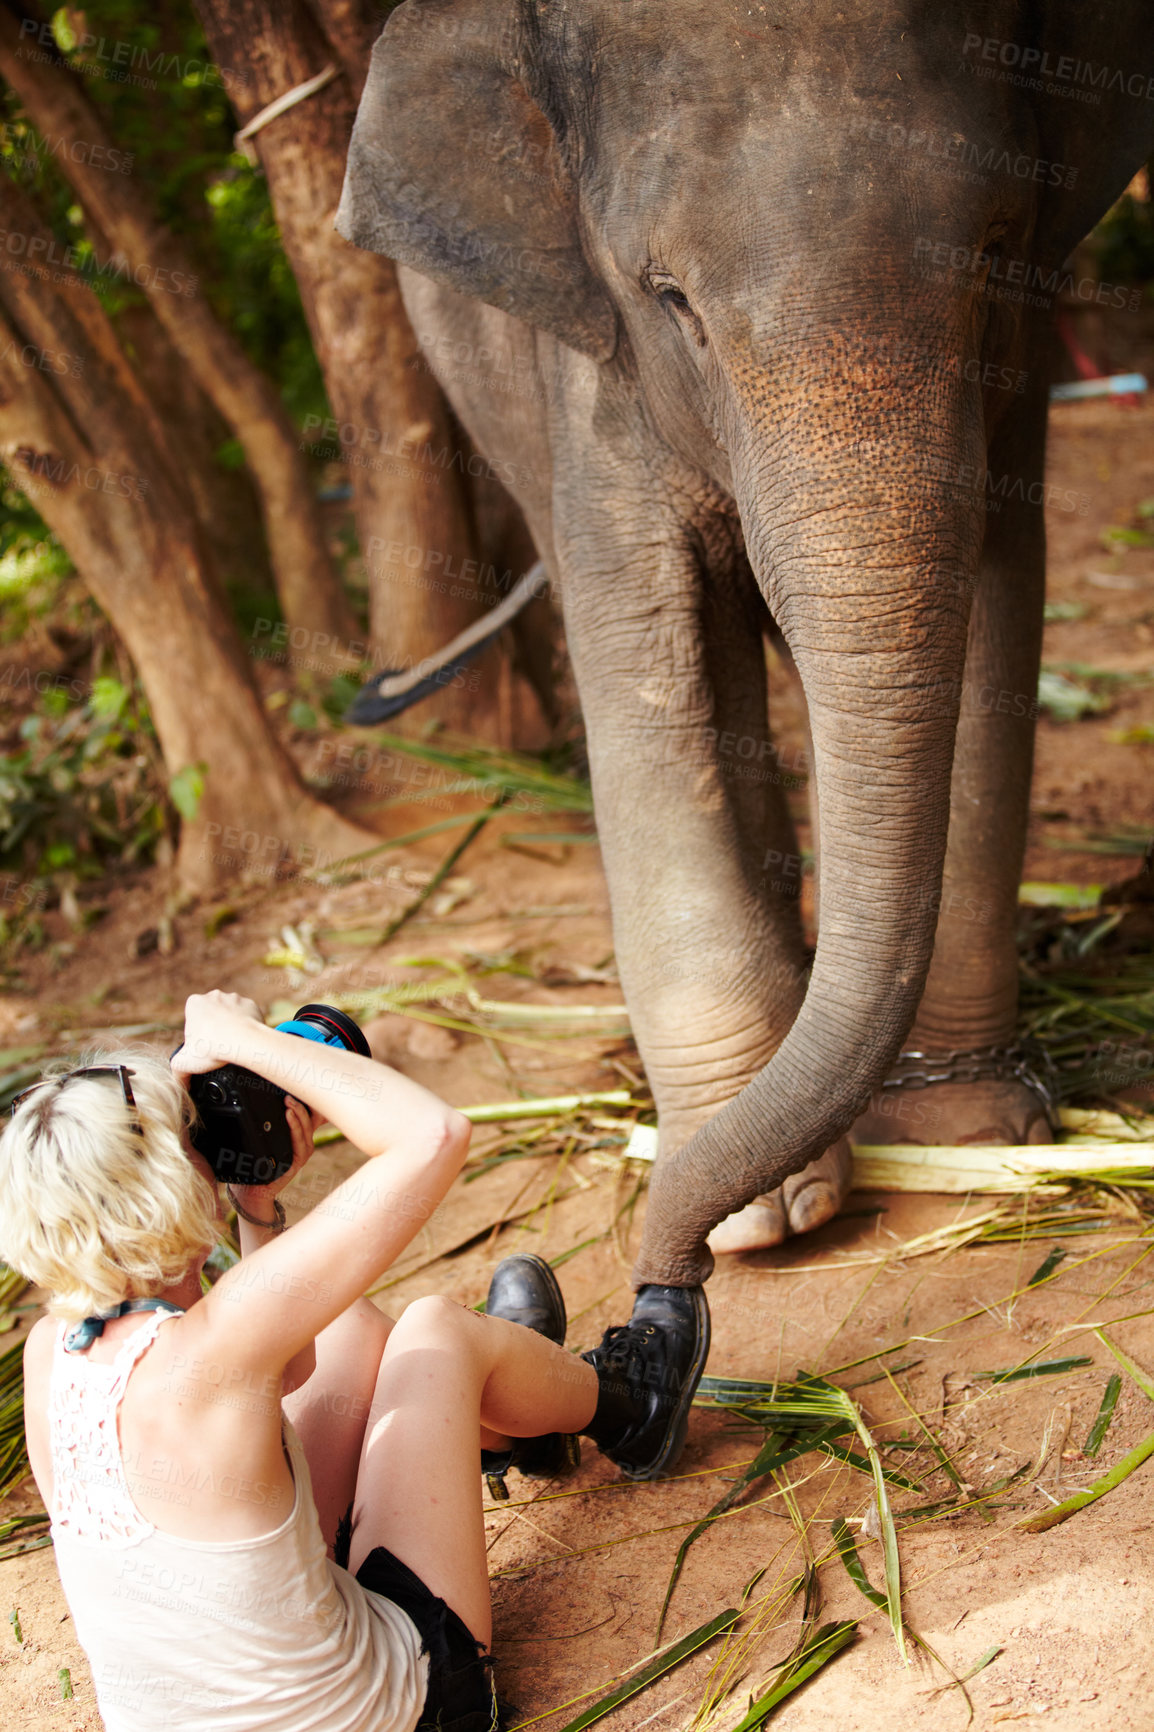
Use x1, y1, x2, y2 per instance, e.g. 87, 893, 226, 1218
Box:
336, 0, 1154, 1289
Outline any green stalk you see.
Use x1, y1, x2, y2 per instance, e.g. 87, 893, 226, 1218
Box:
356, 733, 594, 813
977, 1356, 1092, 1384
1083, 1376, 1122, 1457
461, 1091, 633, 1122
817, 1441, 921, 1492
1027, 1247, 1067, 1287
374, 796, 507, 946
1018, 1428, 1154, 1533
654, 1424, 847, 1643
311, 812, 490, 876
814, 1379, 907, 1664
696, 1378, 907, 1662
1094, 1330, 1154, 1401
727, 1621, 858, 1731
832, 1518, 886, 1610
548, 1606, 740, 1732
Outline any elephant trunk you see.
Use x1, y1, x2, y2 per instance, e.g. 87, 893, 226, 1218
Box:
634, 357, 988, 1286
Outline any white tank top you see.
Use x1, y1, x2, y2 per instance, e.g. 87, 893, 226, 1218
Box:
48, 1311, 429, 1732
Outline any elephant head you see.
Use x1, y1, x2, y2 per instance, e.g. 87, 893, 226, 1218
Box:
338, 1, 1153, 1279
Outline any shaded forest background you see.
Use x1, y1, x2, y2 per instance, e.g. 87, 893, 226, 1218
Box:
0, 0, 1151, 924
0, 0, 558, 916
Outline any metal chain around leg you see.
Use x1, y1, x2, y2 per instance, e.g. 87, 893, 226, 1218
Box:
879, 1041, 1060, 1132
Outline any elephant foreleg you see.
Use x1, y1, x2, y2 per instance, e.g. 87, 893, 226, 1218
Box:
558, 486, 803, 1160
853, 375, 1050, 1149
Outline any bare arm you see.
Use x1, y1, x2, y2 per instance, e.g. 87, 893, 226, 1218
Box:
173, 992, 460, 1156
173, 992, 470, 1374
228, 1106, 318, 1394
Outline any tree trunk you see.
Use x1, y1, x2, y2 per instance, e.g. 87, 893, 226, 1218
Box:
117, 304, 274, 601
194, 0, 537, 740
0, 173, 373, 893
0, 0, 358, 645
301, 0, 376, 100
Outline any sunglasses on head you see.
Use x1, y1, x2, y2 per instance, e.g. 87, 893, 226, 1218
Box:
10, 1065, 142, 1138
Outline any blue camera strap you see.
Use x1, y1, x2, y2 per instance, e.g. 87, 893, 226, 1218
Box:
274, 1020, 343, 1046
64, 1297, 185, 1354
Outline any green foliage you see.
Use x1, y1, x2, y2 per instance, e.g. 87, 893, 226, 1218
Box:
727, 1621, 858, 1730
224, 579, 282, 645
0, 484, 68, 566
1089, 167, 1154, 291
1100, 524, 1154, 552
0, 483, 77, 643
323, 673, 364, 723
1, 1319, 31, 1504
0, 679, 167, 878
214, 438, 247, 471
288, 699, 318, 732
0, 0, 329, 588
1036, 669, 1112, 722
1084, 1375, 1122, 1458
0, 537, 74, 643
204, 162, 326, 426
89, 676, 130, 722
169, 761, 207, 821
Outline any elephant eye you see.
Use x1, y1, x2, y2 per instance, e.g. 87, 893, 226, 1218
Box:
982, 227, 1009, 274
643, 268, 705, 344
654, 279, 691, 312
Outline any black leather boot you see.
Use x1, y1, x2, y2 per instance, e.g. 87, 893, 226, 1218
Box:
480, 1253, 580, 1500
580, 1284, 710, 1479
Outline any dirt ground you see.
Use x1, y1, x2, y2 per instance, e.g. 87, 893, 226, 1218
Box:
2, 395, 1154, 1731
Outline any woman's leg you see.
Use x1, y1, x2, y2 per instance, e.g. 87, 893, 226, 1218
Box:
282, 1296, 395, 1557
347, 1295, 598, 1646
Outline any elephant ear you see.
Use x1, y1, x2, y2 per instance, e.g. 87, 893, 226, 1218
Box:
1030, 11, 1154, 264
336, 0, 617, 361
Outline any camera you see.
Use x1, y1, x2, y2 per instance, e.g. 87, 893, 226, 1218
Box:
188, 1003, 370, 1186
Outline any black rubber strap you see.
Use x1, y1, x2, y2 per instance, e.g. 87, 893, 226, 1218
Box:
346, 561, 548, 725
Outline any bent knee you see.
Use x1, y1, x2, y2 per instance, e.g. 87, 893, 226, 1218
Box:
375, 1294, 485, 1398
390, 1293, 472, 1340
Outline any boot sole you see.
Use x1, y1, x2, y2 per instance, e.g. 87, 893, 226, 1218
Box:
616, 1288, 711, 1481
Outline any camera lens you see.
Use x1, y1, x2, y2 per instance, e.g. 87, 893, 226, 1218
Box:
293, 1003, 370, 1057
202, 1079, 228, 1108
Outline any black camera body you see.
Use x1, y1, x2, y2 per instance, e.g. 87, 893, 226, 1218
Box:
188, 1003, 369, 1186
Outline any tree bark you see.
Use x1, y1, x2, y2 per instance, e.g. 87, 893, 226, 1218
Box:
117, 303, 274, 600
0, 0, 359, 645
0, 172, 373, 893
301, 0, 376, 101
194, 0, 532, 739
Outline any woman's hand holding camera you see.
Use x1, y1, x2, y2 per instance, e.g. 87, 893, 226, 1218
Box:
173, 988, 322, 1213
181, 984, 470, 1380
172, 989, 264, 1080
233, 1094, 320, 1208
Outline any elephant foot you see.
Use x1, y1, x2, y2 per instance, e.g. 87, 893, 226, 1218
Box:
851, 1074, 1053, 1148
706, 1139, 853, 1254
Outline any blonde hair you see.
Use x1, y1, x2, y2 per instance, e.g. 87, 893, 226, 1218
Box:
0, 1049, 219, 1322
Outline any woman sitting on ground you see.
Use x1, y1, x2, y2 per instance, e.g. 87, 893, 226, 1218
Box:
0, 989, 706, 1732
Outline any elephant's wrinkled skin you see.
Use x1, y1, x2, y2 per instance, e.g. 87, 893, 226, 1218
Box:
337, 1, 1153, 1286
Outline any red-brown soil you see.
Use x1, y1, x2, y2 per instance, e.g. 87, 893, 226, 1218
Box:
2, 396, 1153, 1732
